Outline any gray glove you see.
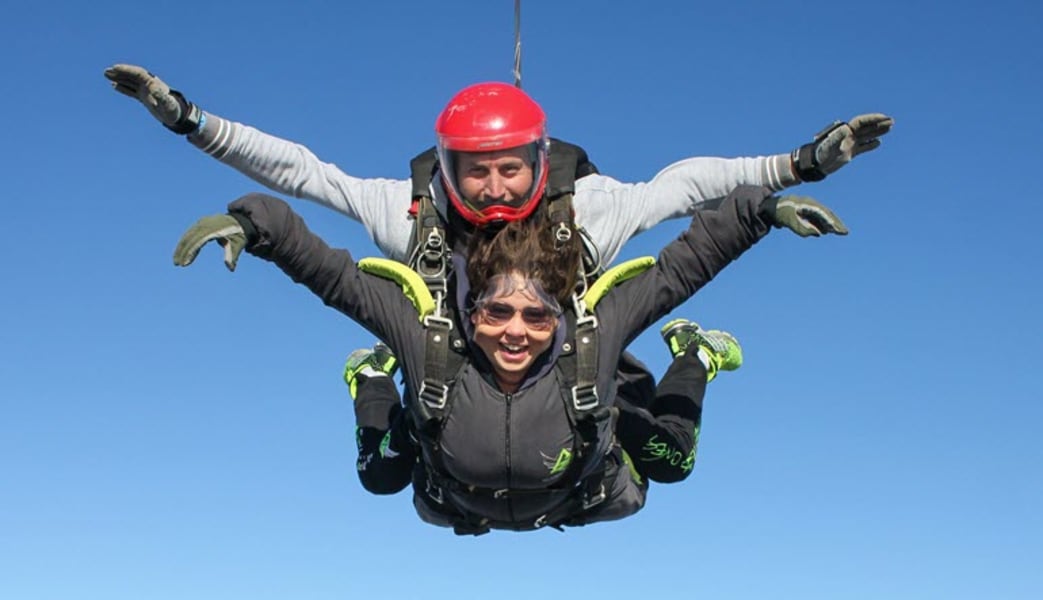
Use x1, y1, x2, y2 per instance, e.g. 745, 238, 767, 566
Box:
762, 195, 849, 238
173, 215, 247, 271
104, 64, 202, 134
791, 113, 894, 181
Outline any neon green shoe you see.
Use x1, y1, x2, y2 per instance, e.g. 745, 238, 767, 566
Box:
660, 319, 742, 382
343, 343, 398, 399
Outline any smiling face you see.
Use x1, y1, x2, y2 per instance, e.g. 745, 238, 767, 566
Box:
470, 272, 559, 393
456, 146, 534, 201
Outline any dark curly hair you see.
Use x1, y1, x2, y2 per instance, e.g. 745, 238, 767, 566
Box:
465, 199, 582, 307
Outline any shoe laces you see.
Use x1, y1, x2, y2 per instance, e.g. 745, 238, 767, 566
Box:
696, 329, 730, 357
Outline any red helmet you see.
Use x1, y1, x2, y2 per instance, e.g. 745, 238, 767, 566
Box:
434, 82, 549, 226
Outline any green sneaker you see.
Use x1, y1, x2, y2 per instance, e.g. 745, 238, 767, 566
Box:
661, 318, 702, 358
660, 319, 742, 382
343, 343, 398, 399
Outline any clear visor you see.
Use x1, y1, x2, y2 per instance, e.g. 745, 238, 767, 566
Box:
438, 141, 546, 222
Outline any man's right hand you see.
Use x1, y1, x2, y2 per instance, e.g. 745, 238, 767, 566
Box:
104, 64, 202, 134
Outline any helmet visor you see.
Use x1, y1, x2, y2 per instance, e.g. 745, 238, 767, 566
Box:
438, 140, 548, 226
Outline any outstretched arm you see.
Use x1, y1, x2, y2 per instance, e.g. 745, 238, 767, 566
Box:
172, 193, 423, 354
596, 185, 848, 355
106, 64, 415, 261
573, 114, 890, 266
172, 196, 420, 496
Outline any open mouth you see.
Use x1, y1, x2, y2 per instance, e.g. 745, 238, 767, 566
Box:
498, 342, 529, 361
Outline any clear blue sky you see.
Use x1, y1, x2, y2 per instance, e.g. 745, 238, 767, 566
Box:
2, 1, 1041, 598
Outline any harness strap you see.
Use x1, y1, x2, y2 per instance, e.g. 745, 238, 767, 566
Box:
537, 461, 610, 531
422, 458, 612, 535
418, 315, 453, 413
409, 146, 439, 202
413, 196, 450, 306
547, 138, 598, 197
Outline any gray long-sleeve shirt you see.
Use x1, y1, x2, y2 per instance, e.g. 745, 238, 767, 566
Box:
193, 113, 795, 266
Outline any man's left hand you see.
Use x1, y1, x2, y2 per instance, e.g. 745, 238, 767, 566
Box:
793, 113, 895, 181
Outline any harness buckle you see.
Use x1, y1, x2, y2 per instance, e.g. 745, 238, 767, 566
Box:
533, 514, 548, 529
575, 313, 598, 331
419, 379, 450, 410
582, 484, 606, 510
415, 231, 448, 290
423, 228, 444, 252
423, 314, 454, 331
571, 384, 599, 411
416, 265, 447, 296
493, 488, 510, 499
425, 478, 444, 505
554, 222, 572, 244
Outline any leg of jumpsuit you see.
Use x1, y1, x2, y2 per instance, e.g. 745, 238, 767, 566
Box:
614, 346, 707, 484
353, 378, 465, 530
353, 375, 416, 495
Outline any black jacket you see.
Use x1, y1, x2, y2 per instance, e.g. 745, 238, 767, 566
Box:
230, 184, 776, 530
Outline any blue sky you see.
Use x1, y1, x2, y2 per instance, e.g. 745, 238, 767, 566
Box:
2, 1, 1041, 598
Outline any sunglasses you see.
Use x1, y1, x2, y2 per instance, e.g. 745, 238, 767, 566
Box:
478, 301, 559, 331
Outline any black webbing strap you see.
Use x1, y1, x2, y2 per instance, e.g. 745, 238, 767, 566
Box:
409, 146, 439, 200
536, 459, 610, 531
418, 315, 453, 414
791, 120, 845, 182
542, 305, 605, 495
547, 138, 598, 197
414, 196, 449, 287
571, 306, 599, 412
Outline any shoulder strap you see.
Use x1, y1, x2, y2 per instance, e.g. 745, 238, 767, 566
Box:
561, 256, 657, 444
409, 145, 439, 201
546, 138, 598, 199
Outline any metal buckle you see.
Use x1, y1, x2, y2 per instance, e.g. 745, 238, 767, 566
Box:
423, 315, 454, 331
575, 313, 598, 330
419, 380, 449, 410
423, 229, 444, 252
425, 478, 444, 505
582, 484, 606, 510
554, 222, 572, 243
571, 384, 598, 411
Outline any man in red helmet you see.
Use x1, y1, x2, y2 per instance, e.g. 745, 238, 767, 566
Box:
433, 82, 551, 226
106, 64, 892, 269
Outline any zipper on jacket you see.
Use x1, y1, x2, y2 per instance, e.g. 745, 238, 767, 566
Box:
504, 392, 514, 521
